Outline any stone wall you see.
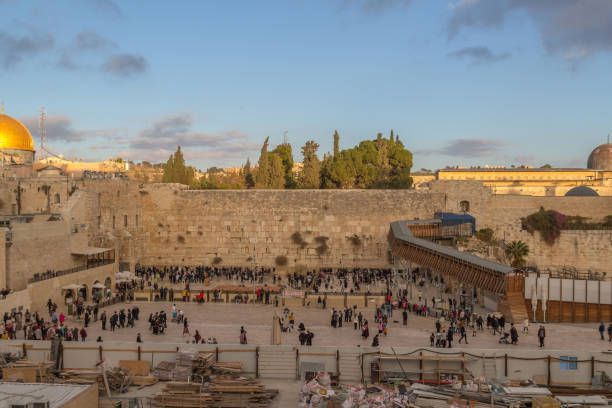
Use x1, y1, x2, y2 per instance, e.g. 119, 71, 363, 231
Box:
7, 218, 83, 290
136, 185, 446, 268
1, 177, 611, 274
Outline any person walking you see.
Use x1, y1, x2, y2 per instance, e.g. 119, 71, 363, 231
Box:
537, 325, 546, 347
458, 325, 468, 344
446, 329, 453, 348
607, 323, 612, 342
240, 326, 247, 344
510, 323, 519, 345
403, 309, 408, 326
599, 322, 605, 340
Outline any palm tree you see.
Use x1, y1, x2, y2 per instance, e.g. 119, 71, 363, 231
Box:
505, 240, 529, 268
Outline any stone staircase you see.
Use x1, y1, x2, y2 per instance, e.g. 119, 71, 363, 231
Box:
338, 351, 362, 383
258, 349, 296, 379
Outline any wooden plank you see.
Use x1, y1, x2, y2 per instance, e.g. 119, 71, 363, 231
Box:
119, 360, 150, 376
2, 367, 38, 382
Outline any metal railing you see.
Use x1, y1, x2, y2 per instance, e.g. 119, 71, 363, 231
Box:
28, 259, 115, 284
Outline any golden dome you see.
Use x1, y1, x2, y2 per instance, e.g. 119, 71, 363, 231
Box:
0, 110, 35, 152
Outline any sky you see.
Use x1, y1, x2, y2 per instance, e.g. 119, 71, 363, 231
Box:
1, 0, 611, 171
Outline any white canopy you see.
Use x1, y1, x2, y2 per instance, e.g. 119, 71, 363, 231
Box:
92, 282, 106, 289
115, 271, 135, 280
62, 284, 84, 290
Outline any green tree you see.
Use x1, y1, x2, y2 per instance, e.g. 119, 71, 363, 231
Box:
505, 240, 530, 268
255, 137, 271, 188
299, 140, 321, 188
333, 130, 339, 157
269, 154, 286, 189
540, 164, 552, 168
162, 154, 175, 183
271, 143, 296, 189
243, 158, 255, 188
162, 146, 195, 186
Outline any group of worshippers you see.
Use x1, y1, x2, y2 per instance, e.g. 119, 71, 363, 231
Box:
1, 308, 89, 342
100, 306, 140, 331
135, 265, 273, 286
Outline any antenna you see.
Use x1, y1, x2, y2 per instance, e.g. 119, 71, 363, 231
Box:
38, 106, 46, 159
283, 131, 288, 145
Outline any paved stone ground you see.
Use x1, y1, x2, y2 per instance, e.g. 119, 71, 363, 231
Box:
57, 300, 612, 351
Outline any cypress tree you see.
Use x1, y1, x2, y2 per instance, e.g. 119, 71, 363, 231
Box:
298, 140, 321, 189
255, 137, 270, 188
162, 153, 175, 183
333, 130, 339, 157
269, 154, 286, 189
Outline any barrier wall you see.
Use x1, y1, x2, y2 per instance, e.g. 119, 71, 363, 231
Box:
1, 340, 611, 386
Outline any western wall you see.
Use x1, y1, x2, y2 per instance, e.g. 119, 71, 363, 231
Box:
1, 177, 610, 276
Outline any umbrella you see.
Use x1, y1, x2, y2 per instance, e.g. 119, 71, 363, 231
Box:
271, 311, 281, 345
531, 281, 538, 321
62, 283, 84, 290
92, 282, 106, 289
541, 281, 548, 322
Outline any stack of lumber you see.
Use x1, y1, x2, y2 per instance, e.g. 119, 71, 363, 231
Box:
154, 361, 175, 381
193, 352, 215, 376
206, 377, 277, 407
152, 378, 276, 408
2, 359, 54, 382
57, 368, 103, 394
58, 367, 131, 394
212, 361, 242, 374
131, 375, 158, 386
152, 382, 215, 407
174, 351, 198, 381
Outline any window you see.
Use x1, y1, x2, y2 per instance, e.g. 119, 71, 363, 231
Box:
112, 216, 116, 229
124, 215, 128, 227
97, 216, 101, 228
135, 215, 138, 227
460, 200, 470, 213
54, 193, 60, 204
560, 356, 577, 370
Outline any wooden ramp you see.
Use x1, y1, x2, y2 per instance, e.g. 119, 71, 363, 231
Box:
502, 292, 529, 324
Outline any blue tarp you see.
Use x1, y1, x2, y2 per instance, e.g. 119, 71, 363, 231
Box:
434, 212, 476, 233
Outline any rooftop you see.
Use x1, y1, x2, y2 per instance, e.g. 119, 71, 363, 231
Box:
0, 382, 91, 407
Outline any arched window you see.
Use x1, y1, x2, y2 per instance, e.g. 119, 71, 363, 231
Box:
54, 193, 60, 204
460, 200, 470, 213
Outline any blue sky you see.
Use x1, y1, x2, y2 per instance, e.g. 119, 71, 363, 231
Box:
1, 0, 611, 171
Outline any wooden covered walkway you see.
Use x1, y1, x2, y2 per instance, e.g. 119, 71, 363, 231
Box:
389, 220, 516, 295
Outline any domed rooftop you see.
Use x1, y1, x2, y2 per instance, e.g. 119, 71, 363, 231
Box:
565, 186, 599, 197
587, 142, 612, 170
0, 106, 34, 152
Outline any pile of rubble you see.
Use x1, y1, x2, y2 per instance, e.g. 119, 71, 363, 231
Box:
299, 372, 612, 408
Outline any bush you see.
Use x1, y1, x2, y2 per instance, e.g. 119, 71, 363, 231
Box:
475, 228, 495, 244
315, 242, 329, 256
291, 232, 308, 249
275, 255, 288, 266
314, 236, 329, 244
521, 207, 565, 245
347, 234, 362, 247
212, 256, 222, 265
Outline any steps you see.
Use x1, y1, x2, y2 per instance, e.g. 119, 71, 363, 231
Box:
503, 292, 529, 324
258, 349, 296, 379
338, 351, 362, 383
